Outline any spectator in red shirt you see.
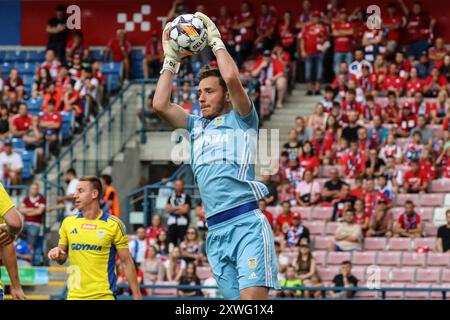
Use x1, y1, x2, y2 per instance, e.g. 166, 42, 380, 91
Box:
143, 30, 163, 79
428, 37, 448, 70
364, 178, 391, 219
10, 102, 32, 138
399, 0, 435, 60
275, 201, 293, 238
436, 145, 450, 178
63, 81, 83, 125
383, 90, 399, 123
331, 8, 354, 76
396, 103, 417, 137
300, 10, 329, 95
394, 51, 412, 78
216, 6, 235, 56
403, 159, 429, 193
424, 67, 448, 98
360, 94, 382, 124
3, 68, 24, 101
394, 200, 424, 237
232, 1, 256, 68
105, 29, 131, 80
66, 31, 89, 63
258, 198, 274, 230
251, 50, 287, 108
255, 2, 278, 52
382, 63, 405, 96
419, 148, 437, 181
341, 141, 367, 178
405, 67, 424, 97
412, 91, 431, 119
278, 10, 296, 58
382, 2, 405, 54
341, 89, 361, 117
145, 214, 166, 241
39, 99, 62, 155
19, 182, 46, 266
430, 89, 449, 124
302, 138, 321, 176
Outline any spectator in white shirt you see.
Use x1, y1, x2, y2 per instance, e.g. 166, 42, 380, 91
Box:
129, 227, 148, 267
0, 141, 23, 185
47, 167, 79, 216
349, 48, 373, 79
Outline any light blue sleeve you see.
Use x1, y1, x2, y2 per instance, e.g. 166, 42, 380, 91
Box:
187, 114, 201, 133
233, 100, 259, 130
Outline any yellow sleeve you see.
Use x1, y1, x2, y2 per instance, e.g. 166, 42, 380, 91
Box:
0, 183, 15, 218
111, 217, 129, 249
58, 218, 69, 247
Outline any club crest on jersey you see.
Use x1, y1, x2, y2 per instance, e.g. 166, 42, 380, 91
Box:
247, 257, 257, 269
214, 117, 224, 126
97, 229, 106, 239
81, 224, 97, 230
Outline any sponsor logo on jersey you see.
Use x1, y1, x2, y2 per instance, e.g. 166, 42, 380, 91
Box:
71, 243, 103, 251
81, 224, 97, 230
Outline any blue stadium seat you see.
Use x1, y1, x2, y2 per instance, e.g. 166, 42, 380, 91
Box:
26, 97, 43, 115
191, 103, 201, 116
0, 62, 14, 76
132, 62, 143, 79
4, 51, 27, 62
90, 49, 105, 61
0, 51, 5, 61
26, 50, 45, 62
131, 49, 144, 60
11, 138, 25, 151
19, 149, 35, 180
105, 74, 121, 92
102, 62, 123, 74
16, 62, 38, 75
60, 111, 74, 142
191, 61, 206, 75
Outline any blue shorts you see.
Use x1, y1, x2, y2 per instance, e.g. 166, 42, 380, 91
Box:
0, 289, 3, 300
206, 203, 280, 299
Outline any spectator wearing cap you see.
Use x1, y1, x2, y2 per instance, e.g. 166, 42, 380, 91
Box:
104, 29, 131, 81
436, 209, 450, 252
396, 102, 417, 138
295, 170, 321, 206
367, 199, 394, 237
251, 49, 287, 109
39, 98, 62, 156
328, 260, 358, 298
275, 201, 294, 238
0, 140, 23, 185
143, 30, 163, 79
300, 10, 329, 96
403, 159, 428, 193
258, 199, 274, 230
394, 200, 424, 237
331, 8, 354, 76
382, 2, 404, 55
65, 31, 89, 63
329, 210, 363, 252
282, 211, 310, 251
46, 5, 68, 62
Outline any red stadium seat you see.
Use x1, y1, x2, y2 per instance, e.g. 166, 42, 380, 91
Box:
402, 252, 426, 267
442, 269, 450, 282
424, 223, 439, 237
430, 179, 450, 193
327, 252, 351, 265
420, 194, 444, 207
355, 288, 380, 299
351, 251, 377, 266
382, 282, 405, 299
351, 266, 366, 283
416, 208, 434, 222
197, 266, 212, 281
414, 237, 436, 250
363, 238, 387, 251
390, 267, 416, 283
313, 250, 327, 266
430, 284, 450, 300
395, 193, 419, 206
317, 266, 340, 281
390, 207, 403, 220
377, 251, 401, 266
388, 238, 412, 251
285, 251, 299, 265
312, 236, 334, 250
427, 253, 450, 267
325, 222, 340, 235
153, 281, 178, 296
311, 207, 333, 221
404, 284, 430, 299
415, 268, 442, 283
302, 220, 325, 236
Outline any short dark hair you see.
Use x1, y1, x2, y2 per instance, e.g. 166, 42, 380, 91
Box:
100, 174, 112, 185
198, 65, 227, 92
282, 201, 291, 207
79, 176, 103, 200
66, 168, 77, 176
342, 260, 352, 266
405, 200, 415, 206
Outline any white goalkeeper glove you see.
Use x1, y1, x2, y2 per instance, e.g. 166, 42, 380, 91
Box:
161, 23, 188, 74
194, 12, 226, 55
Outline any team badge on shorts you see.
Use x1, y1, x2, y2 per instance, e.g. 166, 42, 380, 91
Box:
247, 257, 257, 269
97, 229, 106, 239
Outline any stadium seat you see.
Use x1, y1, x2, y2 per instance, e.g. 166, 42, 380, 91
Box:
430, 179, 450, 193
351, 251, 377, 266
363, 237, 387, 251
402, 252, 426, 267
415, 207, 434, 222
421, 193, 444, 207
382, 282, 405, 299
302, 220, 325, 236
377, 251, 401, 266
12, 137, 25, 150
311, 206, 333, 221
325, 221, 340, 235
390, 267, 416, 283
413, 237, 436, 250
395, 193, 419, 206
442, 269, 450, 282
0, 62, 14, 75
60, 111, 74, 142
404, 284, 430, 299
326, 252, 351, 265
390, 207, 403, 220
4, 50, 27, 62
26, 97, 43, 115
291, 206, 312, 220
350, 266, 366, 283
355, 288, 380, 298
388, 238, 412, 251
415, 268, 442, 283
153, 281, 178, 296
427, 253, 450, 267
20, 149, 35, 180
313, 250, 327, 266
430, 284, 450, 300
424, 223, 439, 237
17, 61, 38, 74
317, 266, 339, 281
284, 251, 298, 265
89, 49, 105, 61
197, 266, 212, 280
27, 50, 45, 62
312, 236, 334, 250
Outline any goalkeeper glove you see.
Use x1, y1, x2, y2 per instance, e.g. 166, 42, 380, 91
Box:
194, 12, 226, 55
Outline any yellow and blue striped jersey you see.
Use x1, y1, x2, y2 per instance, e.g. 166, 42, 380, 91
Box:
0, 183, 15, 294
59, 211, 129, 300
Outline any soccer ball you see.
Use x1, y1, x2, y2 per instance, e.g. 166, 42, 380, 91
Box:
169, 14, 208, 56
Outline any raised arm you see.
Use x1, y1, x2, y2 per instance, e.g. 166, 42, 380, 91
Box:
196, 12, 252, 116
